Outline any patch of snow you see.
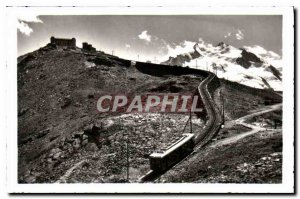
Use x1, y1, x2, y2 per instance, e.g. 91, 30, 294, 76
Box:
84, 61, 96, 68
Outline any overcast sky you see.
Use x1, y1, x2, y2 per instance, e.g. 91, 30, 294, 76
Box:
17, 15, 282, 62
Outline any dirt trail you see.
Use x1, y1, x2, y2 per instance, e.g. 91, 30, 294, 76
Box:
235, 104, 282, 123
211, 103, 282, 147
55, 160, 87, 183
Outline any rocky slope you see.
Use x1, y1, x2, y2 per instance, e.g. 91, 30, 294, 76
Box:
17, 43, 205, 183
158, 129, 282, 183
18, 42, 282, 183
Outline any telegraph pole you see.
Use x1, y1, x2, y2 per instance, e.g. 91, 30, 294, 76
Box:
221, 90, 225, 124
189, 108, 193, 133
126, 136, 129, 182
120, 118, 129, 182
161, 114, 164, 137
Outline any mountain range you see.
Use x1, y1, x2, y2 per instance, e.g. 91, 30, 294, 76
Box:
161, 40, 282, 91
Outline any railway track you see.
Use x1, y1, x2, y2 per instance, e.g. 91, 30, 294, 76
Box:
140, 71, 223, 182
194, 72, 223, 147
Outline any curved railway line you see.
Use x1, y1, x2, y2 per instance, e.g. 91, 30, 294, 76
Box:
194, 72, 223, 147
139, 71, 223, 182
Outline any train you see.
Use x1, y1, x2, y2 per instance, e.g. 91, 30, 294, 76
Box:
148, 73, 223, 174
149, 133, 195, 172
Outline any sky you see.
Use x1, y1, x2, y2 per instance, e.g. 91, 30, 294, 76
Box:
17, 15, 282, 62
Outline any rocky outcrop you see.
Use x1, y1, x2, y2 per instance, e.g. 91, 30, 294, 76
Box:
235, 50, 262, 69
241, 49, 262, 63
161, 44, 201, 66
267, 65, 282, 81
236, 57, 252, 68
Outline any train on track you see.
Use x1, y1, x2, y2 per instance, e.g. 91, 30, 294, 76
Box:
148, 72, 223, 174
149, 133, 195, 172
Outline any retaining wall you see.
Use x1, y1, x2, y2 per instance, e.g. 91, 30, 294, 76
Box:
135, 62, 209, 77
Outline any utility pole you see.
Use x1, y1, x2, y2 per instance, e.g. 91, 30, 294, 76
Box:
160, 114, 162, 139
222, 98, 224, 124
161, 114, 164, 137
221, 90, 225, 124
126, 136, 129, 182
120, 118, 129, 182
189, 108, 192, 133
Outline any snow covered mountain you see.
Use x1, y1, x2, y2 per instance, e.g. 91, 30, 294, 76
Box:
161, 40, 282, 91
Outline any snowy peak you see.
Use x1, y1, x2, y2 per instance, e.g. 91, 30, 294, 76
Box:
161, 40, 282, 91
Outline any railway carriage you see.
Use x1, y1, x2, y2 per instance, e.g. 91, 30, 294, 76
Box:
148, 73, 222, 174
149, 133, 195, 172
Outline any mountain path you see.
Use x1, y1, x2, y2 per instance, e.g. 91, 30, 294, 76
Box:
210, 103, 282, 148
55, 159, 87, 183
